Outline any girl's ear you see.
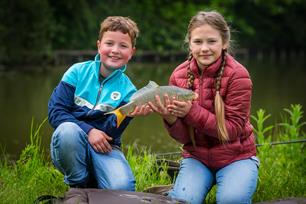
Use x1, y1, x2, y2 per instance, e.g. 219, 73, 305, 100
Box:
222, 41, 229, 50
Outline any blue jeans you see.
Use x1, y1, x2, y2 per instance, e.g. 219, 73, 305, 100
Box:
169, 157, 259, 204
50, 122, 135, 191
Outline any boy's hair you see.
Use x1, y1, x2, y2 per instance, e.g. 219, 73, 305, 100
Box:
98, 16, 139, 47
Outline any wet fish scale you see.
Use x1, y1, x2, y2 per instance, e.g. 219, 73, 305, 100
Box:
119, 86, 196, 115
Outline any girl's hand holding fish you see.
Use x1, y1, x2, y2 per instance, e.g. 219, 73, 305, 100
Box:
148, 94, 177, 125
168, 100, 192, 118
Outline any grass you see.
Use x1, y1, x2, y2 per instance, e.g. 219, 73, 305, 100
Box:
252, 104, 306, 202
0, 104, 305, 203
0, 118, 67, 203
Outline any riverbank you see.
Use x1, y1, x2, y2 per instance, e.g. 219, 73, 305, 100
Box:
1, 48, 305, 73
52, 48, 305, 66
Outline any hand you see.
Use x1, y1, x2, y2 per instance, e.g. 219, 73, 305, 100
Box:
168, 100, 192, 118
128, 104, 153, 117
88, 128, 113, 153
148, 94, 177, 125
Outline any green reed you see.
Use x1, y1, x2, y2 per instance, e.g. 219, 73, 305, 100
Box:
252, 104, 306, 202
0, 118, 67, 204
125, 144, 172, 191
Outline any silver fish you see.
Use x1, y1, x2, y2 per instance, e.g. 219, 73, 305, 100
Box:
106, 81, 197, 126
106, 81, 198, 147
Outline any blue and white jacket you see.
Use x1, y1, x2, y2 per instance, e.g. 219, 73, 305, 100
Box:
48, 54, 136, 146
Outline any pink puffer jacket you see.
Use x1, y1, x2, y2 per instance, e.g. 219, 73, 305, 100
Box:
165, 54, 256, 169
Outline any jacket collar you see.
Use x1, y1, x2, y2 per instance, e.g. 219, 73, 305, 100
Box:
94, 54, 127, 82
189, 54, 223, 77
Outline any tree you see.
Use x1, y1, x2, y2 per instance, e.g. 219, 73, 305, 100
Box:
0, 0, 53, 66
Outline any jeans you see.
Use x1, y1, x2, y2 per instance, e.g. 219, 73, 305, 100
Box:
169, 157, 259, 204
50, 122, 135, 191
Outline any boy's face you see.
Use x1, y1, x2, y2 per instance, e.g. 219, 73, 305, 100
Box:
97, 31, 135, 69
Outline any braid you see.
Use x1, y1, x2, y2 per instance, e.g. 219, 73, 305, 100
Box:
187, 53, 195, 90
214, 50, 229, 143
215, 52, 227, 91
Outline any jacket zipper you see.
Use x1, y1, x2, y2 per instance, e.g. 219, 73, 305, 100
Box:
199, 69, 211, 166
87, 80, 104, 116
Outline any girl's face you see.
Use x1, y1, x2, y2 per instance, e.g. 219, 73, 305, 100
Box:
97, 31, 135, 73
189, 24, 228, 70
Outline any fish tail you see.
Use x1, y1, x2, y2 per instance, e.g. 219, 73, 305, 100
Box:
188, 126, 196, 148
105, 109, 127, 128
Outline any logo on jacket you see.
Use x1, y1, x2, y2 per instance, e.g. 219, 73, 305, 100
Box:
110, 91, 121, 101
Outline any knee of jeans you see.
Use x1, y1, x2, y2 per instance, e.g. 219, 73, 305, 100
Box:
54, 122, 85, 148
169, 188, 204, 204
106, 176, 135, 191
217, 192, 251, 204
56, 122, 82, 137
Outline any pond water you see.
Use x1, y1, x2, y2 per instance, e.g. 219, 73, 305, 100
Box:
0, 58, 305, 158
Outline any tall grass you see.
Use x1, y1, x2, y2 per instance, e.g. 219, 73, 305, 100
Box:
0, 105, 305, 203
0, 118, 67, 203
126, 144, 172, 191
252, 104, 306, 201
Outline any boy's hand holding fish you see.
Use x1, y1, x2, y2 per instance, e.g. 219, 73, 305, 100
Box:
128, 104, 153, 117
105, 81, 197, 127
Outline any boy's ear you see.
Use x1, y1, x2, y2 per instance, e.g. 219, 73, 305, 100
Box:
97, 40, 100, 49
132, 47, 136, 55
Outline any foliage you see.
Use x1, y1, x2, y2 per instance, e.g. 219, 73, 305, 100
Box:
251, 109, 274, 144
0, 0, 54, 65
0, 118, 67, 204
251, 104, 306, 202
1, 0, 306, 66
279, 104, 306, 138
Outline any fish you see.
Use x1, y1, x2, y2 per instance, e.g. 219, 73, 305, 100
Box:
105, 81, 198, 147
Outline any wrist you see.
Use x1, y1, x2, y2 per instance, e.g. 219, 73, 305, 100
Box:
164, 115, 177, 125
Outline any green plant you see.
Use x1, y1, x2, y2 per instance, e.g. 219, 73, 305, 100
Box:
253, 105, 306, 202
126, 144, 172, 191
0, 118, 67, 204
279, 104, 306, 139
251, 109, 274, 144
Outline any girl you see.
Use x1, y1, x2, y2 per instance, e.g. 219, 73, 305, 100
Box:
149, 11, 259, 204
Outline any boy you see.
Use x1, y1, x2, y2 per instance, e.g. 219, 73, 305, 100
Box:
48, 16, 148, 190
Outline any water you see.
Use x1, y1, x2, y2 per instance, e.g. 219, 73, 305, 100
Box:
1, 58, 305, 158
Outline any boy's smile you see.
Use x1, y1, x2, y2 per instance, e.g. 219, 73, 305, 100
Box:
97, 31, 135, 76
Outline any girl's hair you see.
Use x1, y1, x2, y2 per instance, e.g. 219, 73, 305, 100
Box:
185, 11, 230, 48
186, 11, 230, 143
98, 16, 139, 47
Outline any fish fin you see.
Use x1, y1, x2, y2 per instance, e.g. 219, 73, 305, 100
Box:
188, 125, 196, 148
130, 81, 159, 101
146, 81, 159, 88
105, 109, 127, 128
